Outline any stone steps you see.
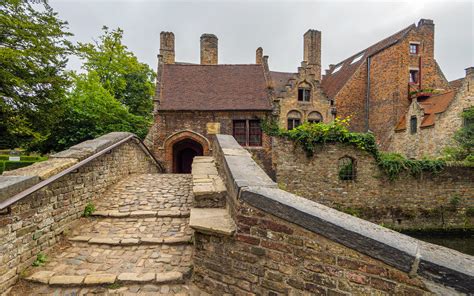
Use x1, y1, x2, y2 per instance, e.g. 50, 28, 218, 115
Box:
69, 235, 192, 246
27, 270, 186, 286
68, 216, 193, 245
91, 209, 190, 218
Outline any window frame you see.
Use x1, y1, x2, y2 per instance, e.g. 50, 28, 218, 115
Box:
410, 116, 417, 134
298, 87, 311, 102
232, 119, 263, 147
287, 110, 302, 130
409, 69, 419, 84
409, 43, 419, 55
338, 156, 356, 181
307, 111, 323, 124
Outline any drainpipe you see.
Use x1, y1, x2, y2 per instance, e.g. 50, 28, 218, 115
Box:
365, 56, 371, 132
419, 55, 422, 90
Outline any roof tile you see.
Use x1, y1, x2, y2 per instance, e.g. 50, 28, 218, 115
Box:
160, 64, 271, 111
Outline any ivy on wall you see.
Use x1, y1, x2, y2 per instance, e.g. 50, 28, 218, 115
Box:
262, 117, 446, 180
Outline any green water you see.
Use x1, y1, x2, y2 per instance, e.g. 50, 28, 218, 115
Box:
404, 231, 474, 256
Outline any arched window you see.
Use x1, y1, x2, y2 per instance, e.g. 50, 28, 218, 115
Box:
298, 82, 311, 102
287, 110, 302, 130
338, 156, 356, 181
307, 111, 323, 124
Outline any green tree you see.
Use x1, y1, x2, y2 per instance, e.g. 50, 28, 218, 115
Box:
0, 0, 73, 149
443, 107, 474, 163
77, 26, 155, 118
38, 72, 149, 153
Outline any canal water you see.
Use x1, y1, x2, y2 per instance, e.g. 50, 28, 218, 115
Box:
403, 231, 474, 256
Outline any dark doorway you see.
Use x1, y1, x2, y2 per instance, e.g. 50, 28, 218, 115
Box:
172, 139, 203, 173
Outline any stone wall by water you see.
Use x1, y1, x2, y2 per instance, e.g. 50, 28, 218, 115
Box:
272, 138, 474, 230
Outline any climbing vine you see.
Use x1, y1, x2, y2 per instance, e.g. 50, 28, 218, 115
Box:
262, 117, 445, 180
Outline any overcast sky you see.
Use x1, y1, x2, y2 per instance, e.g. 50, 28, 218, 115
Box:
50, 0, 473, 81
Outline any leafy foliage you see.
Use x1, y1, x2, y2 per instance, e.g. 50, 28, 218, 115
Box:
32, 253, 47, 267
77, 26, 155, 118
36, 73, 150, 152
83, 201, 96, 217
262, 117, 446, 180
442, 107, 474, 165
0, 0, 74, 149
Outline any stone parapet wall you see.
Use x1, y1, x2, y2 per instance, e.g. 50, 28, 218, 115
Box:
192, 134, 474, 295
0, 133, 160, 293
272, 138, 474, 230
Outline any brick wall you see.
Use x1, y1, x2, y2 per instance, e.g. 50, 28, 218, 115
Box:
272, 138, 474, 230
333, 20, 449, 150
191, 134, 473, 295
193, 207, 431, 295
147, 110, 274, 175
0, 135, 158, 292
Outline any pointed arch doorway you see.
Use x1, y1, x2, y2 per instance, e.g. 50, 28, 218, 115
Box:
172, 138, 204, 173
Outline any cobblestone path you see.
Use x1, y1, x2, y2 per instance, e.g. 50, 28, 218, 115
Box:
8, 174, 206, 295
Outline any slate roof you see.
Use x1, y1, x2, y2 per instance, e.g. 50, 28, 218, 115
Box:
269, 71, 295, 97
395, 90, 457, 131
159, 64, 271, 111
321, 24, 415, 98
449, 78, 464, 90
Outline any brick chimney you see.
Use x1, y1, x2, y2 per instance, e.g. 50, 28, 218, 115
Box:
200, 34, 218, 65
160, 32, 175, 64
256, 47, 263, 64
303, 29, 321, 78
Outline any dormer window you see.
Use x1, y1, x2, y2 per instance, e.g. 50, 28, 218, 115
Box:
409, 69, 419, 84
409, 43, 419, 54
298, 82, 311, 102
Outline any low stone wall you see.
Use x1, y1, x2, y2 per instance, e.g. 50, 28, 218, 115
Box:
272, 138, 474, 230
191, 134, 474, 295
0, 132, 160, 292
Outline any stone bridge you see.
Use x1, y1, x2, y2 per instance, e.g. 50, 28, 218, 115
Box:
0, 132, 472, 295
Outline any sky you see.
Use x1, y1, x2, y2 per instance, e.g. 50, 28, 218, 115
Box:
50, 0, 473, 81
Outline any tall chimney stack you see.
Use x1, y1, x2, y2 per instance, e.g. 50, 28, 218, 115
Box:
200, 34, 218, 65
303, 29, 321, 79
256, 47, 263, 64
160, 32, 175, 64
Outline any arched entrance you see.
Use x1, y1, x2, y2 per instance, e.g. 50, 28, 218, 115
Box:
172, 139, 203, 173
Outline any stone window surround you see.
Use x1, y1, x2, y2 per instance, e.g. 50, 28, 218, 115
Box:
409, 67, 420, 84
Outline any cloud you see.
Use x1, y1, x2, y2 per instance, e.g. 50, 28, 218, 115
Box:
51, 0, 473, 80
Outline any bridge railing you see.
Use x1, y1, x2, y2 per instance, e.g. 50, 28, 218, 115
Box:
0, 132, 162, 292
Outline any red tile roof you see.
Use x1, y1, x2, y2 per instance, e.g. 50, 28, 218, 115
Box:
159, 64, 272, 111
394, 90, 457, 131
321, 24, 415, 98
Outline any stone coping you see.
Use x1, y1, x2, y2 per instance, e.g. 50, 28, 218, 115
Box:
0, 132, 162, 208
27, 271, 184, 286
189, 208, 236, 236
214, 134, 474, 294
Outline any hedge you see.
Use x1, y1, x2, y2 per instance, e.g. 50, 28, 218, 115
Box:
3, 161, 36, 171
0, 162, 4, 175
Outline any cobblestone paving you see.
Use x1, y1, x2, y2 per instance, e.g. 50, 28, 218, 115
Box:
8, 173, 205, 296
70, 217, 193, 240
94, 174, 192, 213
38, 243, 192, 275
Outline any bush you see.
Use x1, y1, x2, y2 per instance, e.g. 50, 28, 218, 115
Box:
0, 162, 4, 174
262, 117, 446, 180
4, 161, 36, 171
0, 155, 9, 161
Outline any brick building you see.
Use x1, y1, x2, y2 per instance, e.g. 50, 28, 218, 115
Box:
147, 30, 332, 173
146, 32, 273, 173
390, 67, 474, 158
321, 19, 451, 150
